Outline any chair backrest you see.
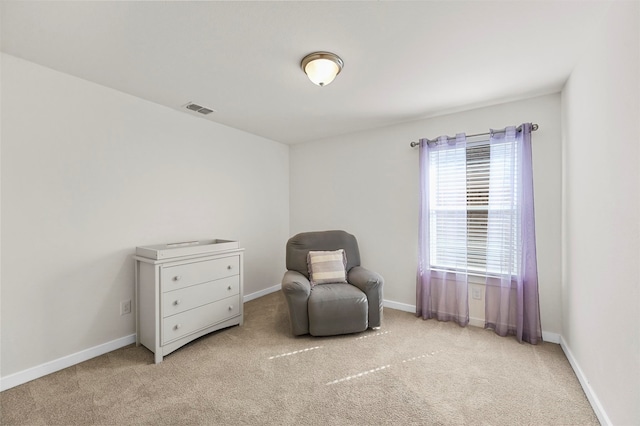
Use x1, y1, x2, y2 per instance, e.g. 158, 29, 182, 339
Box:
286, 230, 361, 278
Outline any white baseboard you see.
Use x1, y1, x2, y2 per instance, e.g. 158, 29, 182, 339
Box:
383, 299, 416, 313
243, 283, 281, 303
469, 317, 485, 328
542, 331, 561, 344
560, 336, 611, 426
0, 334, 136, 392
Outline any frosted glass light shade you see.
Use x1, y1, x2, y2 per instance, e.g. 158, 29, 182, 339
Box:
301, 52, 344, 87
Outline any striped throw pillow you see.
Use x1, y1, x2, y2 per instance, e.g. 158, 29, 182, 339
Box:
307, 249, 348, 286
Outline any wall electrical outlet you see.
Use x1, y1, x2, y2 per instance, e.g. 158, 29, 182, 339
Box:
472, 288, 482, 300
120, 300, 132, 316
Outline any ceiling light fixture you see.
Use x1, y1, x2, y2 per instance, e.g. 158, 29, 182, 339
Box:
301, 52, 344, 87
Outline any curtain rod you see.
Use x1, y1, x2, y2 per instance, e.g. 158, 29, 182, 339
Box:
409, 123, 538, 148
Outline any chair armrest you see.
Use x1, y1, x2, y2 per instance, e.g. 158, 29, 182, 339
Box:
281, 270, 311, 336
348, 266, 384, 328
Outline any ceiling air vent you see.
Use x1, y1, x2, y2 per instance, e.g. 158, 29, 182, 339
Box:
184, 102, 216, 115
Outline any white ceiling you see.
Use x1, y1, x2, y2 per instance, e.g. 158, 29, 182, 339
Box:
1, 1, 611, 144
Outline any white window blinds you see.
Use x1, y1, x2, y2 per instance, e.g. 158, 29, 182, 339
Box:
428, 132, 521, 276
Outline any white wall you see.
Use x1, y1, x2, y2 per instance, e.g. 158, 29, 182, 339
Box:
561, 1, 640, 424
0, 54, 289, 377
290, 93, 563, 335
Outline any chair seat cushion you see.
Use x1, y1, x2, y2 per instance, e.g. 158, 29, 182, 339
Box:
308, 283, 368, 336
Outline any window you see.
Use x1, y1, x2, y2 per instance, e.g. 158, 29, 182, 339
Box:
428, 136, 520, 277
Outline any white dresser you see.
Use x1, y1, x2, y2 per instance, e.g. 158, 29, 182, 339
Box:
134, 239, 244, 363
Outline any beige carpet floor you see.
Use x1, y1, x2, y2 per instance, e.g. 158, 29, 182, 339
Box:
1, 291, 598, 425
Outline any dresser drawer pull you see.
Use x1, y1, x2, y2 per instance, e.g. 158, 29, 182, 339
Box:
228, 305, 233, 311
174, 323, 182, 330
227, 265, 232, 270
173, 299, 181, 306
173, 275, 182, 281
227, 285, 232, 290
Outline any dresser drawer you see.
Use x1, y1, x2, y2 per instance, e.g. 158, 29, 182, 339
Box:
162, 275, 240, 318
162, 295, 240, 344
161, 256, 239, 292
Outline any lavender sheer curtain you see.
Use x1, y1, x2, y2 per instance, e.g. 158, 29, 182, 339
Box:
416, 123, 541, 343
416, 134, 469, 326
484, 123, 542, 344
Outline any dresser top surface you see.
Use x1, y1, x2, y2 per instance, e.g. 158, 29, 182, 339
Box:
136, 239, 241, 261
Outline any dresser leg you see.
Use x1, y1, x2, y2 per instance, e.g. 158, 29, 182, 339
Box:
154, 352, 163, 364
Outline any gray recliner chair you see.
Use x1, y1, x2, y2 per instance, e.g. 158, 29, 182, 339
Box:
281, 230, 384, 336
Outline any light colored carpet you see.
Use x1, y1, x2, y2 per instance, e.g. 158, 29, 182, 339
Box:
1, 291, 598, 425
